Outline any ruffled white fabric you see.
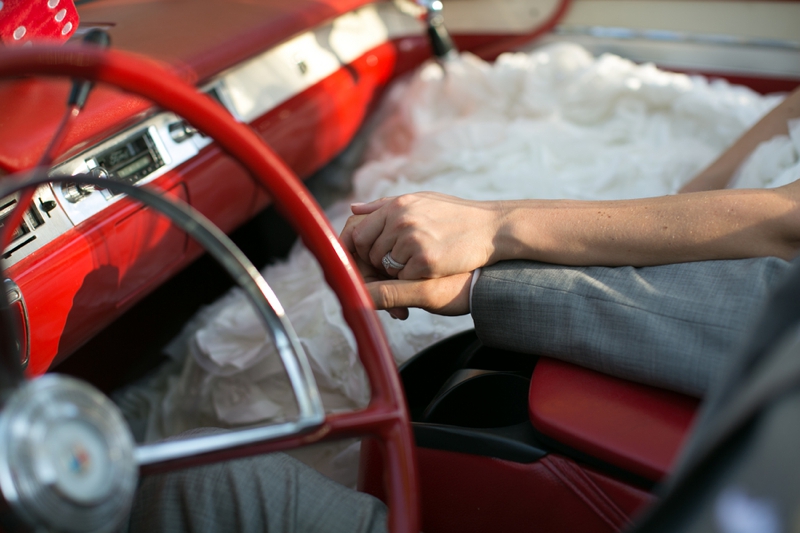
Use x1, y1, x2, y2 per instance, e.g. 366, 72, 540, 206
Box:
120, 44, 796, 483
731, 118, 800, 189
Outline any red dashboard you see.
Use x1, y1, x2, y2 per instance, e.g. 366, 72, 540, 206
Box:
0, 0, 575, 375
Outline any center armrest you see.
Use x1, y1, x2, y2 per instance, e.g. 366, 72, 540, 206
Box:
528, 358, 699, 482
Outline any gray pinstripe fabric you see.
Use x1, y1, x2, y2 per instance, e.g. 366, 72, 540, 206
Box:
472, 257, 794, 397
128, 431, 387, 533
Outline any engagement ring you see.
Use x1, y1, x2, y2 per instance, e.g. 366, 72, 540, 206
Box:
382, 253, 406, 270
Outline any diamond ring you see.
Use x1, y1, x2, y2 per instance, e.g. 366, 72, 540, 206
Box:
382, 252, 406, 270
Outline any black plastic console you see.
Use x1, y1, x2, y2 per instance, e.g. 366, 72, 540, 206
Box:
400, 330, 547, 463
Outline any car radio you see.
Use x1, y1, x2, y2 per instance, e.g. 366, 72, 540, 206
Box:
90, 130, 165, 186
50, 112, 213, 226
61, 130, 166, 204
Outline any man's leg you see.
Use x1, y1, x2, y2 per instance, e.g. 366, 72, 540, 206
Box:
129, 447, 387, 533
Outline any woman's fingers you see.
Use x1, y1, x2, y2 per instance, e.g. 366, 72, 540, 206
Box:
351, 197, 395, 215
349, 211, 390, 267
342, 192, 500, 281
343, 213, 398, 274
341, 215, 408, 279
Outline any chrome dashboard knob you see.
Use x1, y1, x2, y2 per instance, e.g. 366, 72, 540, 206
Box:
60, 182, 92, 203
168, 120, 197, 143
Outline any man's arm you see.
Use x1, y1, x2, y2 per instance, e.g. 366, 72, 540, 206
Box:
365, 256, 795, 395
470, 257, 793, 397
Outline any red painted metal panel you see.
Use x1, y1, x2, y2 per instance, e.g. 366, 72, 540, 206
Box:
4, 40, 400, 375
0, 0, 385, 175
0, 79, 152, 172
7, 180, 187, 374
360, 441, 654, 533
529, 358, 699, 483
76, 0, 378, 83
112, 183, 189, 306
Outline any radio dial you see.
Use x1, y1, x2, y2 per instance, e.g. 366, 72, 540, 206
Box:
61, 182, 92, 203
89, 166, 110, 189
168, 121, 197, 143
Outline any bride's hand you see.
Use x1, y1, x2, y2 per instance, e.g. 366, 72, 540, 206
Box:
340, 192, 503, 280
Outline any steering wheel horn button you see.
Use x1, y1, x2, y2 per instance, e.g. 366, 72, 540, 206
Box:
45, 419, 115, 505
0, 375, 137, 533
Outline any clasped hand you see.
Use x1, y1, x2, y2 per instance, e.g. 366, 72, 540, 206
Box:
339, 192, 502, 319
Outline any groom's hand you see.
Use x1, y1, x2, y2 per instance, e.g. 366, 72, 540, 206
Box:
366, 272, 472, 320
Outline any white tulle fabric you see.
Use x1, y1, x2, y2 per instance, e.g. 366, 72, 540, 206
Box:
119, 44, 798, 483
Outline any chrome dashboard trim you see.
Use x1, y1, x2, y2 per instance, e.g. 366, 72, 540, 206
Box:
540, 30, 800, 79
1, 184, 74, 267
217, 4, 423, 122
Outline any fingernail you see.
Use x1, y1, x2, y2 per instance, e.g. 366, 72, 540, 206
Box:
351, 202, 366, 208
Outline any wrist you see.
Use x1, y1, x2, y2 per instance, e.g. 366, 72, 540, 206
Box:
489, 199, 535, 264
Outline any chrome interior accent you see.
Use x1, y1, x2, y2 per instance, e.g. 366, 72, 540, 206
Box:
1, 184, 73, 267
541, 28, 800, 79
555, 25, 800, 50
0, 375, 138, 533
415, 0, 459, 60
217, 4, 422, 122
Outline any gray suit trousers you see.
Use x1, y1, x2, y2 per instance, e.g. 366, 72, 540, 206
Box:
471, 257, 793, 397
128, 432, 387, 533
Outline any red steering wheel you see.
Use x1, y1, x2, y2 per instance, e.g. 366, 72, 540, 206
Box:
0, 46, 419, 533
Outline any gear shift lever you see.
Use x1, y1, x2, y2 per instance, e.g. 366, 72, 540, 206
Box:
416, 0, 458, 60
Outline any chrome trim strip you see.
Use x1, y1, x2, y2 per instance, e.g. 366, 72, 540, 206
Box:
555, 25, 800, 50
537, 33, 800, 80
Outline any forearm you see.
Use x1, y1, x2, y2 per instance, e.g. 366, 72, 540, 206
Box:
680, 88, 800, 193
493, 185, 800, 267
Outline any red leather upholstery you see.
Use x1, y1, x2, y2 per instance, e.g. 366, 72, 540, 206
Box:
360, 441, 654, 533
529, 358, 699, 482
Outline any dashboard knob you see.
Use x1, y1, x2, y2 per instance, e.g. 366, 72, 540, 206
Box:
88, 166, 109, 190
168, 120, 197, 143
61, 182, 92, 203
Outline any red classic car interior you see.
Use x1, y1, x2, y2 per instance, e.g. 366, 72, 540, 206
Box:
0, 0, 798, 531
